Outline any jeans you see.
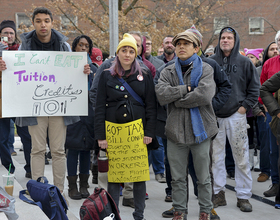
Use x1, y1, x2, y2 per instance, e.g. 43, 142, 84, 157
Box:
8, 119, 15, 153
108, 181, 146, 220
16, 125, 32, 173
257, 114, 279, 183
0, 118, 15, 173
67, 149, 91, 176
148, 136, 165, 175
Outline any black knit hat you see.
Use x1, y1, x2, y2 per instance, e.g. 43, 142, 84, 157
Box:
0, 20, 16, 33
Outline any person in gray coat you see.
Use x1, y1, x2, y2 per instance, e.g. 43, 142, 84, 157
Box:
155, 29, 218, 220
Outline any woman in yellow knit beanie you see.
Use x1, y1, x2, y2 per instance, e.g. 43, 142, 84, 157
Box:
94, 33, 157, 220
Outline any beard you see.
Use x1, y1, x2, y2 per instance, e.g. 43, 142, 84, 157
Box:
164, 47, 175, 55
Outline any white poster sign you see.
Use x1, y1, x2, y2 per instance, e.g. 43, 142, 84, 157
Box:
2, 51, 88, 117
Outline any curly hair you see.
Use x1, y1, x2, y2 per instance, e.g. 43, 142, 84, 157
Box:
72, 35, 93, 56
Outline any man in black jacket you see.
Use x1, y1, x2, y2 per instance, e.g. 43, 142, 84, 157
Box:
210, 27, 260, 212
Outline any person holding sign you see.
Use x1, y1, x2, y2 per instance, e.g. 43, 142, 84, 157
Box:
0, 7, 90, 194
94, 33, 157, 220
155, 30, 218, 220
65, 35, 97, 200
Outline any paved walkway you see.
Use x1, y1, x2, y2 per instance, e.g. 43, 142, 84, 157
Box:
5, 137, 280, 219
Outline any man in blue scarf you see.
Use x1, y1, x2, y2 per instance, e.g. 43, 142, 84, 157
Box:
156, 30, 218, 220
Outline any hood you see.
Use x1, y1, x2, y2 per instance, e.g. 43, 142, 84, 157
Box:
20, 29, 68, 43
213, 26, 240, 65
262, 41, 275, 66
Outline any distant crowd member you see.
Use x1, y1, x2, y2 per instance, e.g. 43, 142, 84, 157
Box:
210, 27, 260, 212
257, 31, 280, 197
260, 71, 280, 209
142, 34, 166, 183
156, 29, 218, 220
244, 48, 263, 67
157, 47, 164, 56
243, 48, 263, 172
90, 47, 103, 67
256, 42, 279, 76
157, 35, 176, 63
144, 35, 164, 70
65, 35, 97, 200
255, 41, 279, 185
204, 45, 215, 57
0, 7, 91, 194
0, 20, 17, 174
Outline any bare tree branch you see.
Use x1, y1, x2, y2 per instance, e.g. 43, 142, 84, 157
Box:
65, 0, 107, 32
131, 6, 167, 25
118, 0, 122, 11
57, 5, 84, 34
99, 0, 108, 12
123, 0, 139, 15
263, 18, 278, 33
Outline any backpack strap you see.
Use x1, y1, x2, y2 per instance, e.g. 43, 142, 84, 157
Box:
19, 189, 43, 210
117, 77, 145, 107
48, 188, 59, 220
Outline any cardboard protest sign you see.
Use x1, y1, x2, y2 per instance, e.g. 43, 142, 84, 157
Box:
1, 51, 88, 117
106, 119, 150, 183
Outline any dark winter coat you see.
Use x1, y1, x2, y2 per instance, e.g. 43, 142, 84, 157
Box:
94, 69, 157, 141
89, 57, 150, 110
260, 71, 280, 118
65, 63, 97, 150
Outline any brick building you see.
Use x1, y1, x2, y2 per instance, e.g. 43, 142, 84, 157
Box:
202, 0, 280, 51
0, 0, 279, 51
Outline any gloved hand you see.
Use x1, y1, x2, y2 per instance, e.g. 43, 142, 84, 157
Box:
0, 41, 8, 57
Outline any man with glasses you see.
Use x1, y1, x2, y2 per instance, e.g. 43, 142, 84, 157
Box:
144, 35, 164, 70
210, 27, 260, 212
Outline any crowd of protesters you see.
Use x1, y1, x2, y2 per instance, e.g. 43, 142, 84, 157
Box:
0, 6, 280, 220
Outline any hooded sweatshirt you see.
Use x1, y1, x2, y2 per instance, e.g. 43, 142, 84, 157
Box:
256, 41, 275, 77
210, 27, 260, 118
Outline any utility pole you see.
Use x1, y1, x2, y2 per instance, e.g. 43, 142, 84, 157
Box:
109, 0, 118, 56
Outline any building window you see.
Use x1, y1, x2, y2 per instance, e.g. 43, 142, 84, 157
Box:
60, 15, 78, 32
214, 17, 229, 35
249, 17, 264, 35
15, 13, 32, 33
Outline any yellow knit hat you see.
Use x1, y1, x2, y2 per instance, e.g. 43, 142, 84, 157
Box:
116, 33, 138, 57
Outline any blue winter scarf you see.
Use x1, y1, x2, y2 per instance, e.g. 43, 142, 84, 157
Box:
175, 54, 208, 144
